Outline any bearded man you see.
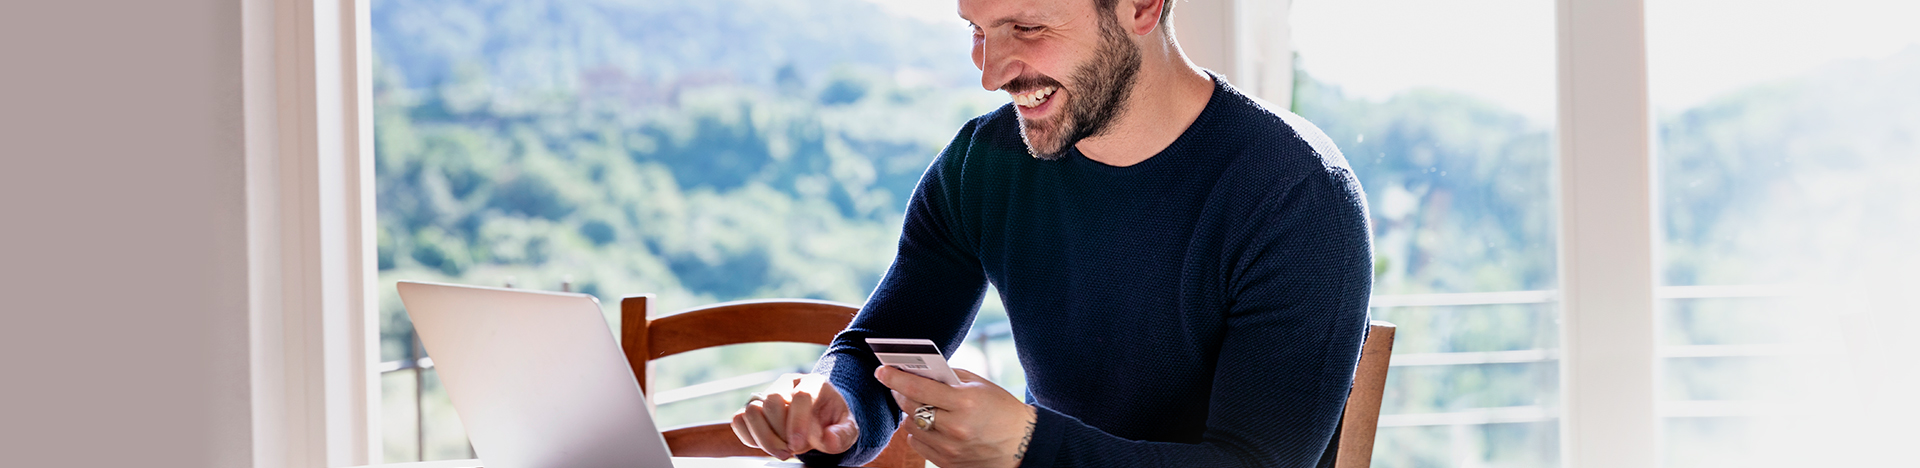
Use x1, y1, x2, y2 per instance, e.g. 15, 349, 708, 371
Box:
729, 0, 1373, 466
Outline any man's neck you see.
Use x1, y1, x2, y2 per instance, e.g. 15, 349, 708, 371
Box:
1073, 47, 1215, 168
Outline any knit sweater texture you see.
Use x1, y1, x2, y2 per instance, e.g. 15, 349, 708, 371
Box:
801, 75, 1374, 468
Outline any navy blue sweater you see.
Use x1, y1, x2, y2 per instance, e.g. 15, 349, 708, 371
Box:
803, 76, 1373, 467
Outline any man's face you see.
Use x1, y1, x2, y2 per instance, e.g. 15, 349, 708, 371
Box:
962, 0, 1142, 160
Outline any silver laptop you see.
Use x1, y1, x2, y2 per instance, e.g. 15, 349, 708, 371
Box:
397, 281, 798, 468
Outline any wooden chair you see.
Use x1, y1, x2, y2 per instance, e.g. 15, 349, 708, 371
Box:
623, 294, 1391, 468
619, 295, 926, 468
1329, 320, 1397, 468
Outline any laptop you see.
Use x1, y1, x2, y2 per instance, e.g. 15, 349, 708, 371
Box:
397, 280, 802, 468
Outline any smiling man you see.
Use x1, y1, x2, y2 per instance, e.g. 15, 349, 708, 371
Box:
728, 0, 1373, 466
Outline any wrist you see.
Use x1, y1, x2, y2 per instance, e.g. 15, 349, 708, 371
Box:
1012, 404, 1037, 464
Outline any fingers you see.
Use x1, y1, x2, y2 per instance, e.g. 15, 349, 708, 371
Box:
890, 389, 918, 416
952, 368, 985, 383
741, 399, 791, 459
810, 377, 859, 454
903, 422, 958, 461
729, 373, 861, 460
730, 410, 755, 447
738, 373, 857, 458
906, 432, 939, 461
820, 415, 860, 453
785, 388, 817, 454
761, 392, 791, 441
890, 389, 974, 440
874, 365, 957, 408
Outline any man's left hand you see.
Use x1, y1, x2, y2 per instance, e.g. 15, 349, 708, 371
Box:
875, 366, 1037, 468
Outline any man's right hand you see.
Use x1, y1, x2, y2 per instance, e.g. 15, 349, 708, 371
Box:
730, 372, 859, 460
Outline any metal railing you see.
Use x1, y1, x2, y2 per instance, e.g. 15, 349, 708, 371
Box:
1367, 284, 1816, 428
378, 285, 1807, 458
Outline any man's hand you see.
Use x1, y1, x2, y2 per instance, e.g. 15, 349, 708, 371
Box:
730, 373, 859, 460
877, 366, 1037, 468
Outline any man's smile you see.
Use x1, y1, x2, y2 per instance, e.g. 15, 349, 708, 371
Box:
1011, 85, 1057, 108
1012, 85, 1063, 123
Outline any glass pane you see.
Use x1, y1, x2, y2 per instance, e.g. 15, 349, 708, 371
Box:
369, 0, 1004, 461
1648, 0, 1920, 465
1292, 0, 1561, 465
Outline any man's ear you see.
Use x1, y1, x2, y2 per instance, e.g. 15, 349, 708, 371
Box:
1123, 0, 1166, 36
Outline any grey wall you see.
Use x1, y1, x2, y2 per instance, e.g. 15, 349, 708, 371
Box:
0, 0, 253, 466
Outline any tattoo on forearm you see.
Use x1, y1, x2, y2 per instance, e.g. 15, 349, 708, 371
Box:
1014, 418, 1035, 460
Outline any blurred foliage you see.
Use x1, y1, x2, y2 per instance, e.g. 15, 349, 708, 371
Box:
372, 26, 1002, 361
1659, 46, 1920, 287
370, 0, 981, 100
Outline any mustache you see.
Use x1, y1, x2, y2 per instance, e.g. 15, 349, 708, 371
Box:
1001, 75, 1064, 94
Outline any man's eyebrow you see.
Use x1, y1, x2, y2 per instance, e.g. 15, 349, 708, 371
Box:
961, 13, 1049, 28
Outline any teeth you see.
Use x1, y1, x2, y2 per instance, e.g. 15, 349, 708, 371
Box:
1013, 86, 1058, 108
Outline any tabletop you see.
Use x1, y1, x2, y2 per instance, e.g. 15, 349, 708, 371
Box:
347, 457, 820, 468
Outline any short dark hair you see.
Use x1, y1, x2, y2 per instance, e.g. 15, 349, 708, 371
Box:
1093, 0, 1176, 32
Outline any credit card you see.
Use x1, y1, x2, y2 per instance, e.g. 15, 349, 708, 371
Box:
864, 338, 963, 386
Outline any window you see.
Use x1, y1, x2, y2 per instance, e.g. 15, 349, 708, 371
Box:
1291, 1, 1562, 466
1647, 1, 1920, 465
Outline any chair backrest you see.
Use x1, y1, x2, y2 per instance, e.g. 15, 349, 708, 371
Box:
620, 295, 925, 468
1331, 320, 1397, 468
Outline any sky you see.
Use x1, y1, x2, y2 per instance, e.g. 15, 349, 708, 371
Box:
1644, 0, 1920, 112
1294, 0, 1920, 121
1293, 0, 1558, 122
863, 0, 965, 24
868, 0, 1920, 123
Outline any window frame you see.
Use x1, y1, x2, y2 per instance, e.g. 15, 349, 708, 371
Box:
244, 0, 380, 465
1554, 0, 1659, 466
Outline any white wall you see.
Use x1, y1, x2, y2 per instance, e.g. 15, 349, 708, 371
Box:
0, 0, 254, 466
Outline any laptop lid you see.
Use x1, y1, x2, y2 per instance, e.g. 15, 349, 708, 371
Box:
397, 280, 673, 468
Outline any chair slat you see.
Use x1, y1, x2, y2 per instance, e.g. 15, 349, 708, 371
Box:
648, 299, 858, 359
1335, 321, 1397, 468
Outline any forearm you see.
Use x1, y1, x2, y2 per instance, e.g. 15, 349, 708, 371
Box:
1018, 405, 1253, 468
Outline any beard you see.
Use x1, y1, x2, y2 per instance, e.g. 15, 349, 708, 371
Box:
1012, 15, 1143, 160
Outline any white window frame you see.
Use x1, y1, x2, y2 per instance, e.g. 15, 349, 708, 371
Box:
1554, 0, 1658, 466
244, 0, 379, 466
246, 0, 1662, 466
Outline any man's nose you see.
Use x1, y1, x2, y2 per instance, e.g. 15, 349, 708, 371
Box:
977, 33, 1026, 92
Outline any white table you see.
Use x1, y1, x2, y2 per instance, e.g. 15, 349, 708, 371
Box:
349, 457, 812, 468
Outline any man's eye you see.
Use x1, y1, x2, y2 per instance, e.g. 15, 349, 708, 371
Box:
1013, 25, 1043, 33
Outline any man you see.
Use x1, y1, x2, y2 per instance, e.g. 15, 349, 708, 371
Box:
729, 0, 1372, 465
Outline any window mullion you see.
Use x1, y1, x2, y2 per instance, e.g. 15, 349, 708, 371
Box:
1555, 0, 1659, 466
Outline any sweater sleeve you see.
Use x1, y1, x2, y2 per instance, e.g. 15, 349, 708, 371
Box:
796, 120, 990, 467
1016, 167, 1375, 468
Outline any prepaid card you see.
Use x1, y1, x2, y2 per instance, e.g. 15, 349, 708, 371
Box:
864, 338, 963, 386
